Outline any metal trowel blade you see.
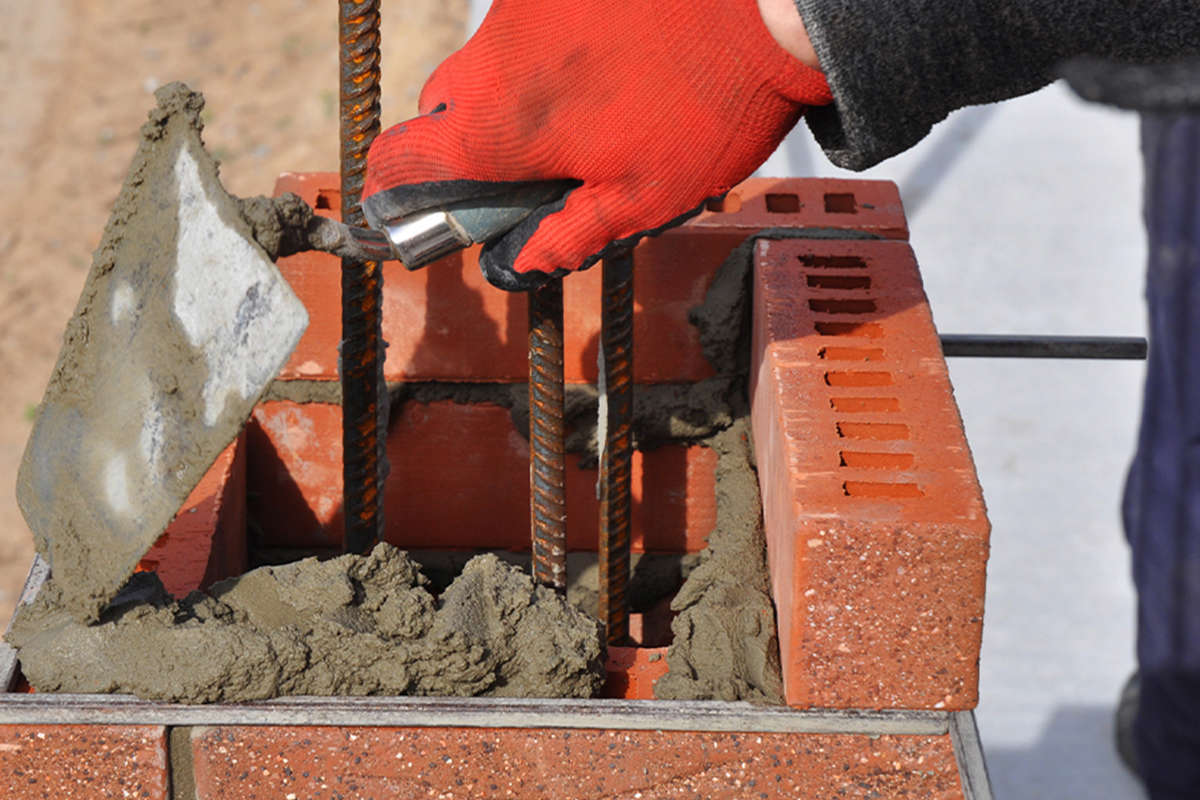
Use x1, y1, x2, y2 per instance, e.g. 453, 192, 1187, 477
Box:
15, 84, 308, 621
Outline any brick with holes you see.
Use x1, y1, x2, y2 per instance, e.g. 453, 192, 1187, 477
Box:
692, 177, 909, 239
750, 237, 989, 710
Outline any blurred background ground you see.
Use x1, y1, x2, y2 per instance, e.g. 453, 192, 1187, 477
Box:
0, 0, 467, 625
2, 1, 1153, 796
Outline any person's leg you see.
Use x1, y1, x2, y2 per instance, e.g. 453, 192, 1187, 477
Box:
1123, 112, 1200, 799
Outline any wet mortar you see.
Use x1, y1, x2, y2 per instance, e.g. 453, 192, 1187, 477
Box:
9, 546, 603, 702
7, 84, 842, 705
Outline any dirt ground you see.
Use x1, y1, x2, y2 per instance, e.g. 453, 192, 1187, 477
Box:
0, 0, 468, 626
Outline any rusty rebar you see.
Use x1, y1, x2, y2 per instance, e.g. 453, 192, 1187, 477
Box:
529, 279, 567, 592
599, 249, 634, 644
339, 0, 386, 554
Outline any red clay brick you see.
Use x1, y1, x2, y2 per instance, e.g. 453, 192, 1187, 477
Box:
247, 400, 715, 553
271, 174, 903, 385
602, 646, 670, 699
192, 726, 961, 800
137, 434, 247, 597
0, 725, 167, 799
750, 238, 989, 710
692, 177, 909, 240
628, 594, 677, 648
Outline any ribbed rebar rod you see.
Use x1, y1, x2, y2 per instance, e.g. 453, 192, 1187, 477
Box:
599, 250, 634, 644
339, 0, 386, 554
529, 279, 567, 592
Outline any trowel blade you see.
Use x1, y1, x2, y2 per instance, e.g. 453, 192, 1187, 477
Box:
15, 84, 309, 621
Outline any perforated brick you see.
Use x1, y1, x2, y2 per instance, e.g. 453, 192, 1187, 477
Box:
751, 238, 989, 710
692, 177, 909, 240
269, 174, 905, 385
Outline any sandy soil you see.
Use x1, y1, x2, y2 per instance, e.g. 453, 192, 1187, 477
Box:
0, 0, 467, 626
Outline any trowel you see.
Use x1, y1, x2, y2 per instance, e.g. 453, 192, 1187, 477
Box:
15, 83, 558, 622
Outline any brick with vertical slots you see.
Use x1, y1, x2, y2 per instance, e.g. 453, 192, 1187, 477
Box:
692, 177, 909, 239
751, 237, 989, 710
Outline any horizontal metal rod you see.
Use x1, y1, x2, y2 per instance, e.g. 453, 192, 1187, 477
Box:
0, 694, 951, 734
939, 334, 1147, 360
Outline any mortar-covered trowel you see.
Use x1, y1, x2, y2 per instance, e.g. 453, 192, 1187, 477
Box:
16, 83, 560, 622
14, 84, 314, 622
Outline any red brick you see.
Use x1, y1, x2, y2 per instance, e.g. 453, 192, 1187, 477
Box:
136, 434, 247, 597
628, 594, 676, 648
602, 646, 670, 699
246, 400, 347, 545
691, 177, 909, 240
247, 400, 715, 553
750, 238, 989, 710
0, 725, 167, 799
192, 726, 962, 800
271, 174, 903, 385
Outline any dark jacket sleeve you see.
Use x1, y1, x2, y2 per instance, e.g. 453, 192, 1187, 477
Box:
793, 0, 1200, 170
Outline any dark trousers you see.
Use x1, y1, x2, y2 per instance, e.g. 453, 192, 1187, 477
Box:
1125, 113, 1200, 799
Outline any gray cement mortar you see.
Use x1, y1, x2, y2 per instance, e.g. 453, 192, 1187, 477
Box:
654, 421, 783, 703
8, 545, 604, 703
407, 550, 685, 621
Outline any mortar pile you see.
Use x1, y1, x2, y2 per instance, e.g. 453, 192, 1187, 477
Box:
9, 546, 604, 703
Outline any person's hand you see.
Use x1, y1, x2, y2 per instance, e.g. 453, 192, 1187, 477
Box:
362, 0, 831, 291
756, 0, 822, 70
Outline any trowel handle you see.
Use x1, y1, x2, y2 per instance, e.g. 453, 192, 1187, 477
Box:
382, 182, 567, 271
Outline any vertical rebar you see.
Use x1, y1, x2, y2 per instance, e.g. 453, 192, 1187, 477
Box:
529, 279, 567, 592
599, 249, 634, 644
339, 0, 386, 554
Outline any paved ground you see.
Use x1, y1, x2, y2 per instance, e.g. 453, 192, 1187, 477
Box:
762, 83, 1150, 798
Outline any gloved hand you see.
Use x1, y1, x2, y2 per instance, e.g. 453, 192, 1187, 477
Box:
362, 0, 832, 291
